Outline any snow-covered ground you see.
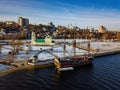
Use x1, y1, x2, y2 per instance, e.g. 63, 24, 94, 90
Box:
0, 40, 120, 71
0, 64, 11, 71
90, 41, 120, 50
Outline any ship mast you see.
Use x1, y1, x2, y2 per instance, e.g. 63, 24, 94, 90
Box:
87, 40, 90, 56
64, 30, 66, 59
73, 29, 76, 57
87, 32, 91, 56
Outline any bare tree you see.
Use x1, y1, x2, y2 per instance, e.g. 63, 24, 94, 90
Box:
10, 39, 23, 54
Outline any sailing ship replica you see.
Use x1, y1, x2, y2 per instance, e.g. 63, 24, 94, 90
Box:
54, 29, 97, 71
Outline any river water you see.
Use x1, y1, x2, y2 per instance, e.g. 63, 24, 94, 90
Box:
0, 54, 120, 90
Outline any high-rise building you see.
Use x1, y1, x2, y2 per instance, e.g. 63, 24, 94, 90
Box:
18, 17, 29, 27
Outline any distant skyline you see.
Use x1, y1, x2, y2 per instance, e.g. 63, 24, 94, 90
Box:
0, 0, 120, 30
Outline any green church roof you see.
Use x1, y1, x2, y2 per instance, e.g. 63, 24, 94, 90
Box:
35, 39, 45, 43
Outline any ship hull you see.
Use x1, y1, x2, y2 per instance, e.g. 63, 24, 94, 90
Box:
54, 56, 94, 70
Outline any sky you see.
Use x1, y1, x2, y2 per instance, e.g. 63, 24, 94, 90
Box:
0, 0, 120, 30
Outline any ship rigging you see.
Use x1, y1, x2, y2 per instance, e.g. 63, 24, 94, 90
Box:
54, 29, 98, 71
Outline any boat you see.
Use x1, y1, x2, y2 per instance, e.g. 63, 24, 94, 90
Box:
54, 55, 94, 71
54, 29, 96, 71
27, 55, 54, 68
27, 48, 58, 68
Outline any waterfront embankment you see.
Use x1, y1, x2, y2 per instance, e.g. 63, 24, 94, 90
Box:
0, 65, 28, 76
0, 41, 120, 76
96, 47, 120, 57
0, 63, 54, 77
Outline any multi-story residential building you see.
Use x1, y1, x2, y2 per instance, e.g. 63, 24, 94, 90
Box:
18, 17, 29, 27
98, 25, 107, 33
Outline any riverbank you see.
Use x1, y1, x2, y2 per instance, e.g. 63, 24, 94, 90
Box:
96, 47, 120, 57
0, 65, 27, 76
0, 63, 54, 77
0, 41, 120, 76
0, 48, 120, 77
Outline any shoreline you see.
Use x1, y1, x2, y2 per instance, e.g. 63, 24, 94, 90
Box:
95, 48, 120, 57
0, 48, 120, 77
0, 63, 54, 77
0, 66, 28, 76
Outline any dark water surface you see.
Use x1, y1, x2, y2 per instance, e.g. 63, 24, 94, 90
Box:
0, 54, 120, 90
